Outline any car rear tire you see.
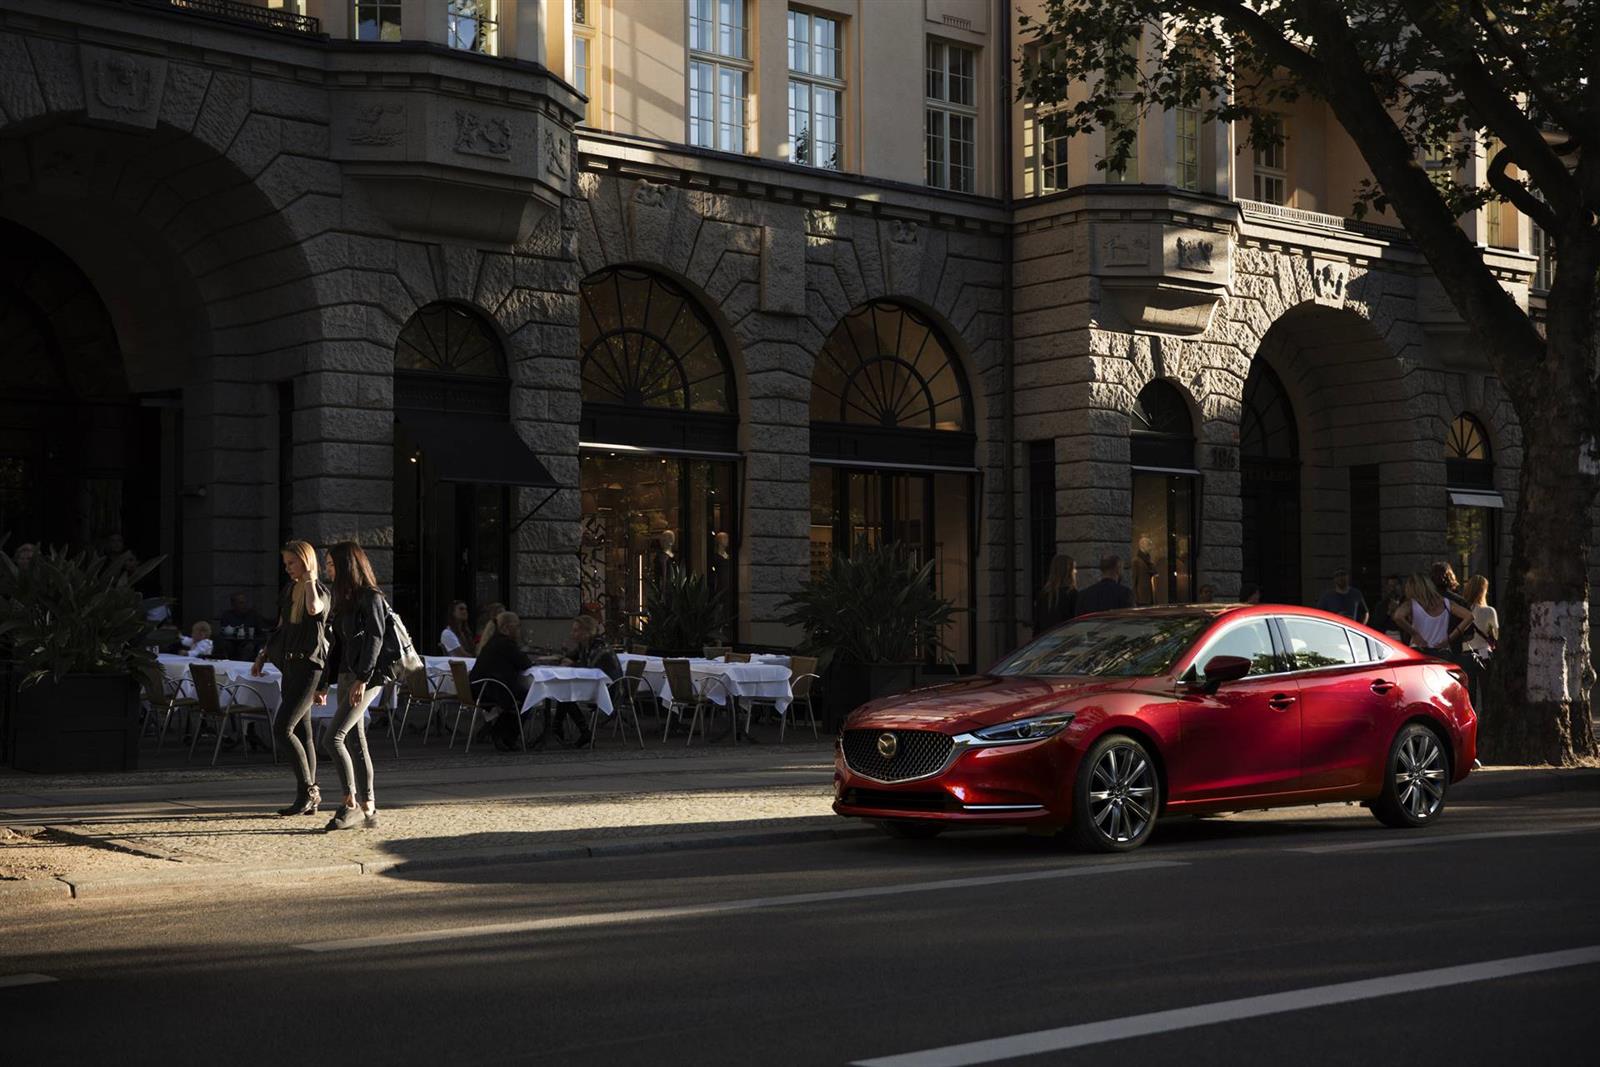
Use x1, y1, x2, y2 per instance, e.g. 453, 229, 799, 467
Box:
1069, 733, 1160, 853
1371, 723, 1450, 829
876, 819, 944, 840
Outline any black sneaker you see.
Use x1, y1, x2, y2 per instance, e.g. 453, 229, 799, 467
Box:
324, 806, 362, 831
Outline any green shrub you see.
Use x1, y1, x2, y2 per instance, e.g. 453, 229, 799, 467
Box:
780, 543, 954, 669
636, 568, 725, 652
0, 542, 163, 688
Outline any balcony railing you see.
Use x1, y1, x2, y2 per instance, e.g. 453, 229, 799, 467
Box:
124, 0, 322, 36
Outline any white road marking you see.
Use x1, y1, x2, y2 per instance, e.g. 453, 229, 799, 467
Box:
1288, 823, 1600, 854
0, 974, 57, 989
851, 945, 1600, 1067
295, 859, 1185, 953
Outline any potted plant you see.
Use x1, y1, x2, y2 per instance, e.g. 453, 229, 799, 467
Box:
635, 569, 725, 657
0, 543, 162, 772
779, 543, 955, 727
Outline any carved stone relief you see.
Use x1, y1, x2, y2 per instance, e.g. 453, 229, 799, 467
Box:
453, 110, 513, 159
348, 102, 405, 147
1310, 256, 1350, 307
80, 47, 167, 129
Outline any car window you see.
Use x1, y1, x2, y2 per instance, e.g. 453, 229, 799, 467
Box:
1281, 617, 1357, 671
1197, 620, 1277, 678
1346, 630, 1373, 663
992, 614, 1211, 677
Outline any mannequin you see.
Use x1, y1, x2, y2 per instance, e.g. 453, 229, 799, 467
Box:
1133, 534, 1157, 606
709, 531, 732, 598
652, 529, 678, 585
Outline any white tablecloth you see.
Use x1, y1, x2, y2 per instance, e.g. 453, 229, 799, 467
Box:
520, 667, 615, 717
156, 654, 382, 716
618, 655, 793, 715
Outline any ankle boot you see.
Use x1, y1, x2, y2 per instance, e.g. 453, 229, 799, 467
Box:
278, 784, 320, 816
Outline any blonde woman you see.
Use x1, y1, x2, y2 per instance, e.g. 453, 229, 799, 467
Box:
1035, 556, 1078, 632
1391, 571, 1473, 654
1461, 575, 1499, 656
476, 600, 506, 651
254, 541, 330, 816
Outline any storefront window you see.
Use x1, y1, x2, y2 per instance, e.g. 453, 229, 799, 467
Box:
1129, 380, 1197, 605
809, 301, 976, 665
579, 267, 739, 639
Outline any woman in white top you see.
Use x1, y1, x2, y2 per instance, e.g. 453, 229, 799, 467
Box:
439, 600, 475, 656
181, 620, 214, 658
1461, 575, 1499, 656
1392, 572, 1473, 653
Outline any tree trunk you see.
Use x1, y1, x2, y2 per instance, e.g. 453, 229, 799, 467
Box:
1480, 344, 1599, 765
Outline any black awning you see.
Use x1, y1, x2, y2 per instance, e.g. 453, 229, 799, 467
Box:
395, 411, 561, 488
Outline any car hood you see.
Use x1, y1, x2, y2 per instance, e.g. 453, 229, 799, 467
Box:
845, 675, 1133, 733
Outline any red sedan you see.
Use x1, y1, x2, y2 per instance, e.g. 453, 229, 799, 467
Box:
833, 605, 1476, 851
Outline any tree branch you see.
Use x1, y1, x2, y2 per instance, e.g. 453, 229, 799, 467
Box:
1397, 0, 1581, 218
1486, 145, 1559, 234
1172, 0, 1322, 87
1467, 0, 1589, 138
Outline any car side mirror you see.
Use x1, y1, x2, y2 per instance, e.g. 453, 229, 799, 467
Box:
1199, 655, 1252, 693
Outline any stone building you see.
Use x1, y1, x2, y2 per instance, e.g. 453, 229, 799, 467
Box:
0, 0, 1567, 663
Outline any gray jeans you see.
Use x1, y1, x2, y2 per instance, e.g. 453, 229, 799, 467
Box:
274, 661, 319, 793
329, 672, 381, 806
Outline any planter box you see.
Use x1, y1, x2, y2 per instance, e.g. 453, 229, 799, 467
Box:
8, 674, 140, 773
823, 663, 916, 729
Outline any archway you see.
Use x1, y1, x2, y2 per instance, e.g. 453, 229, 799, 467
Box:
577, 266, 740, 640
1239, 361, 1301, 602
808, 299, 976, 664
0, 220, 164, 584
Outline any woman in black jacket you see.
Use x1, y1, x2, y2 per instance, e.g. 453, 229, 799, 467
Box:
471, 610, 534, 752
317, 541, 387, 831
252, 540, 329, 816
1034, 555, 1078, 633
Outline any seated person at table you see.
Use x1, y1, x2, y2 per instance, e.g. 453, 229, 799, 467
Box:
471, 611, 534, 752
180, 620, 214, 658
440, 600, 476, 656
220, 592, 261, 635
562, 614, 621, 681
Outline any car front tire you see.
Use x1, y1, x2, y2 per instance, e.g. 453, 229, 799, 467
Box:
1069, 733, 1160, 853
1371, 723, 1450, 829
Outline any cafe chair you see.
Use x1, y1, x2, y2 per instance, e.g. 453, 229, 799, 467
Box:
723, 651, 751, 663
187, 663, 276, 766
140, 667, 198, 749
702, 646, 731, 661
601, 673, 650, 750
781, 655, 821, 742
660, 660, 735, 746
447, 660, 523, 754
393, 666, 446, 756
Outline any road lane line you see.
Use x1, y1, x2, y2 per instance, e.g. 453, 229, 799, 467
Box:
295, 859, 1186, 953
851, 944, 1600, 1067
0, 974, 57, 989
1288, 823, 1600, 854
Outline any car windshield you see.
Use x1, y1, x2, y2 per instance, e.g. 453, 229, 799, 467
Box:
991, 614, 1211, 678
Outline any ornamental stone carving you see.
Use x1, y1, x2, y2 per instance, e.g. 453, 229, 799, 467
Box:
453, 110, 513, 158
349, 103, 405, 147
543, 126, 570, 180
889, 219, 920, 245
1310, 256, 1350, 307
1098, 225, 1151, 269
1174, 236, 1214, 272
632, 180, 670, 207
80, 47, 167, 129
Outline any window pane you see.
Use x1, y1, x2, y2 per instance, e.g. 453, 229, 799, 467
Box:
689, 61, 715, 147
814, 87, 840, 169
1200, 621, 1277, 677
788, 79, 808, 164
690, 0, 713, 53
1041, 112, 1068, 191
814, 15, 839, 79
950, 113, 974, 191
949, 45, 975, 106
718, 0, 745, 58
926, 40, 944, 100
1281, 618, 1357, 671
788, 9, 809, 73
718, 66, 747, 152
926, 107, 945, 186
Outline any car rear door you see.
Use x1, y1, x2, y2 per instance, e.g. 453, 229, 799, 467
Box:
1173, 618, 1302, 803
1276, 616, 1397, 791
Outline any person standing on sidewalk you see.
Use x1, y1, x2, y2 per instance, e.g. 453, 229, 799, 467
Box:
1034, 555, 1078, 633
1075, 555, 1134, 615
1391, 572, 1474, 655
254, 541, 329, 817
318, 541, 386, 831
1315, 567, 1369, 624
1461, 574, 1499, 711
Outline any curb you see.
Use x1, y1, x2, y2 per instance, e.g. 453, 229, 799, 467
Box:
1455, 767, 1600, 802
0, 820, 878, 903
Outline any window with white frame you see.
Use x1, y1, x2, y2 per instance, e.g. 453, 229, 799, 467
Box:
788, 8, 843, 169
1103, 40, 1139, 183
1021, 44, 1067, 196
574, 0, 596, 125
926, 39, 977, 192
1175, 107, 1200, 191
689, 0, 750, 153
447, 1, 497, 55
1252, 114, 1287, 204
354, 0, 401, 42
1532, 221, 1553, 290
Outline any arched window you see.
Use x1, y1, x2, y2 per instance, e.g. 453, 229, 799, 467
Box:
1240, 362, 1298, 460
576, 266, 740, 641
1446, 413, 1491, 468
395, 302, 505, 378
1129, 380, 1198, 606
580, 267, 735, 446
809, 300, 976, 664
1444, 413, 1498, 595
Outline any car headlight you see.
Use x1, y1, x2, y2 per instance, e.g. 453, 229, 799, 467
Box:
969, 712, 1077, 745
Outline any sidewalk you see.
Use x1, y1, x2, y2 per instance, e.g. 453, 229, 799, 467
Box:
2, 754, 1594, 903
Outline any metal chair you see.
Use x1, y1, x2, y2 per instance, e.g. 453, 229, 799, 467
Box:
392, 666, 445, 756
599, 673, 649, 749
447, 660, 523, 753
187, 664, 276, 766
781, 655, 821, 742
723, 651, 751, 663
702, 646, 731, 660
140, 666, 198, 749
660, 660, 736, 745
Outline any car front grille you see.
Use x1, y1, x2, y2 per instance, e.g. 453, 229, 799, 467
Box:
841, 729, 954, 782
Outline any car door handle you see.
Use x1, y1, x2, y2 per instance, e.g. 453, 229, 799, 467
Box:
1370, 680, 1395, 695
1268, 693, 1296, 711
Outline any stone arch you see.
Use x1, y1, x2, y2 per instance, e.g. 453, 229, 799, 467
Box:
0, 48, 341, 618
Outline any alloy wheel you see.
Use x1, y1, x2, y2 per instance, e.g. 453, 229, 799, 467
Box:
1087, 743, 1157, 843
1394, 731, 1447, 820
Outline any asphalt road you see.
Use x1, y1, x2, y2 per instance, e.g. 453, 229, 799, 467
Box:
3, 793, 1597, 1066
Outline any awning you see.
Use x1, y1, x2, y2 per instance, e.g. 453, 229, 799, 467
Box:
396, 411, 561, 488
1448, 489, 1505, 509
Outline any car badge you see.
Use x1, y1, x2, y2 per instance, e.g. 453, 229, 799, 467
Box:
876, 732, 899, 759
